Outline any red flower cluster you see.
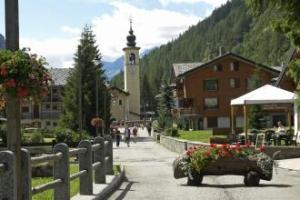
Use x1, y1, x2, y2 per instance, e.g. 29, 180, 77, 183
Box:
186, 146, 199, 156
3, 79, 16, 88
0, 50, 51, 103
0, 67, 8, 77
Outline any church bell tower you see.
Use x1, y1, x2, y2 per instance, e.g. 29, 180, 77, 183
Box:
123, 20, 140, 120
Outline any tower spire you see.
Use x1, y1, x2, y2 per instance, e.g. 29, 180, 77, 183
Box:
126, 17, 136, 47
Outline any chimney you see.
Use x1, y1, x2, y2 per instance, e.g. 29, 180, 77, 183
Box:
219, 46, 223, 56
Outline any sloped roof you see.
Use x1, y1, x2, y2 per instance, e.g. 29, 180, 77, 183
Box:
275, 48, 300, 86
231, 84, 295, 106
50, 68, 72, 86
109, 86, 129, 96
173, 62, 202, 77
176, 52, 280, 78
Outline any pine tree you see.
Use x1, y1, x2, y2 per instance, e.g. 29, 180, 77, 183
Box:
248, 69, 264, 129
60, 25, 109, 136
157, 79, 174, 128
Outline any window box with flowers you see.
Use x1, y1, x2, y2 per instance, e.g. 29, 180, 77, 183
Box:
173, 143, 273, 186
0, 49, 51, 110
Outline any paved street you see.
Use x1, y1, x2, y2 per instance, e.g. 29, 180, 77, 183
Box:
108, 129, 300, 200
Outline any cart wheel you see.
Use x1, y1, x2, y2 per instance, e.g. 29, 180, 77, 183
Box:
244, 171, 260, 186
187, 173, 203, 186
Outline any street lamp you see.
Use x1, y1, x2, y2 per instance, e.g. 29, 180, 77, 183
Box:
93, 59, 100, 135
78, 46, 83, 139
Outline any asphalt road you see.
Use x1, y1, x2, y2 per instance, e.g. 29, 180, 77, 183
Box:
108, 129, 300, 200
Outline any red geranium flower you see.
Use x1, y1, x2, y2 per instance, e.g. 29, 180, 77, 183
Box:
17, 87, 29, 97
0, 67, 8, 77
4, 79, 17, 88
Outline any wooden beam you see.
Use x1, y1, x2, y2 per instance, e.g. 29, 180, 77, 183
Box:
231, 106, 235, 134
243, 105, 248, 142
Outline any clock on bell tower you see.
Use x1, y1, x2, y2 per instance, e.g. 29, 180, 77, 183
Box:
123, 19, 140, 120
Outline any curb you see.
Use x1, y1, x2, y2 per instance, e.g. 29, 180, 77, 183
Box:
94, 165, 126, 199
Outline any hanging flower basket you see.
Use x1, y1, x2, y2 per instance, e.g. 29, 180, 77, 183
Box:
0, 49, 51, 109
91, 117, 104, 128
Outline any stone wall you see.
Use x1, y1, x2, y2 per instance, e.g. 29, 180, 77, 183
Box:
159, 135, 209, 154
155, 133, 300, 159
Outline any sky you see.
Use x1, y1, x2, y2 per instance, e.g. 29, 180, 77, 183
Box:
0, 0, 227, 68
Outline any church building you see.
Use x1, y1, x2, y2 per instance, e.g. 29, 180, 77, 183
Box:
110, 21, 141, 121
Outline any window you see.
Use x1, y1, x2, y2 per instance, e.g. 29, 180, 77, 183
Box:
52, 88, 58, 94
119, 99, 122, 105
245, 78, 252, 90
213, 64, 223, 71
53, 122, 58, 127
230, 62, 239, 71
129, 53, 136, 64
53, 105, 58, 110
21, 106, 29, 113
42, 104, 50, 111
46, 121, 51, 126
207, 117, 218, 128
203, 80, 218, 91
229, 78, 240, 88
204, 98, 218, 109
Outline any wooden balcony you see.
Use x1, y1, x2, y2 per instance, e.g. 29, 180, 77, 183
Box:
171, 107, 199, 118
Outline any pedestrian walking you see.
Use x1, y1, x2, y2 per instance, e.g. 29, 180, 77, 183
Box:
116, 128, 121, 147
132, 126, 138, 143
125, 125, 131, 147
146, 123, 152, 136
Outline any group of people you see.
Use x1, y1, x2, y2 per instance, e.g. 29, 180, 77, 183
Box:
111, 123, 152, 147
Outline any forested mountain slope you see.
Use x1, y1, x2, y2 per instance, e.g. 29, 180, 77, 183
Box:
111, 0, 293, 111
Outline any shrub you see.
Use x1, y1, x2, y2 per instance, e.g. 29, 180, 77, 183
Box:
30, 130, 43, 143
54, 127, 89, 143
165, 128, 179, 137
210, 136, 228, 144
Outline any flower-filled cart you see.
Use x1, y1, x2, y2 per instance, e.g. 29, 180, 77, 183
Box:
173, 144, 273, 186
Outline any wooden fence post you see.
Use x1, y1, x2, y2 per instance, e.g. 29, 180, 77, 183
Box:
105, 136, 114, 175
94, 137, 106, 183
78, 140, 93, 195
0, 151, 17, 200
53, 143, 70, 200
20, 149, 31, 200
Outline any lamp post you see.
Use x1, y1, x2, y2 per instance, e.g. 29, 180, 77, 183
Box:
78, 47, 83, 139
5, 0, 22, 199
93, 59, 100, 135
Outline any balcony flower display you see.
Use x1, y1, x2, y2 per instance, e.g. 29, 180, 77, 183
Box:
173, 143, 273, 186
0, 49, 51, 109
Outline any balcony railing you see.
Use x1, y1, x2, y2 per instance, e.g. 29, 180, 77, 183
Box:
178, 98, 193, 108
21, 111, 62, 120
171, 107, 199, 117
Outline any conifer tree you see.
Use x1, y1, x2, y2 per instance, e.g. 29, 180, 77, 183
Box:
61, 25, 110, 136
157, 79, 174, 128
248, 69, 264, 129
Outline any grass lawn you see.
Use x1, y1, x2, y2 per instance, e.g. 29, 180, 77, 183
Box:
43, 137, 55, 143
178, 130, 226, 143
32, 164, 121, 199
32, 164, 79, 200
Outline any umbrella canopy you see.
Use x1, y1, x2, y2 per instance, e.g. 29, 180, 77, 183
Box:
231, 84, 296, 106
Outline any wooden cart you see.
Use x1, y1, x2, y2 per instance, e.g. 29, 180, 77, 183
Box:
173, 156, 273, 186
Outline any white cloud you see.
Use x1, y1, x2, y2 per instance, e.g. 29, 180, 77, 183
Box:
159, 0, 228, 8
20, 36, 79, 68
92, 1, 199, 61
20, 1, 200, 67
61, 26, 81, 36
